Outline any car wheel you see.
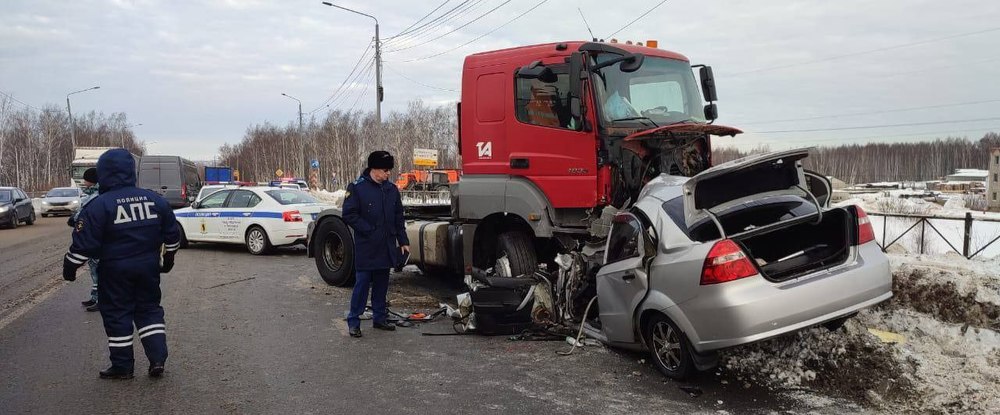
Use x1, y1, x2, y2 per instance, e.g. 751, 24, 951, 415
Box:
9, 214, 18, 229
496, 231, 536, 278
41, 213, 49, 218
178, 223, 189, 249
313, 218, 355, 286
245, 226, 272, 255
645, 313, 695, 380
26, 211, 35, 225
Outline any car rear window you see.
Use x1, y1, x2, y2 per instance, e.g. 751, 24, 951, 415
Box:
265, 189, 318, 205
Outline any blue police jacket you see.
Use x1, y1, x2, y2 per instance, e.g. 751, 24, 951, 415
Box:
342, 169, 409, 271
66, 149, 180, 264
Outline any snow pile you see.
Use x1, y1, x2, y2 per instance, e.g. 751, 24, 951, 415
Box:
943, 197, 966, 210
310, 189, 346, 208
719, 253, 1000, 413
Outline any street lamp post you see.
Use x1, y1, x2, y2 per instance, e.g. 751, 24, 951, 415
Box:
66, 86, 100, 152
281, 93, 306, 177
321, 1, 382, 123
120, 123, 142, 148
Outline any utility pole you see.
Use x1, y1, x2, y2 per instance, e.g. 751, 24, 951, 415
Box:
281, 93, 306, 177
65, 86, 100, 152
321, 1, 381, 123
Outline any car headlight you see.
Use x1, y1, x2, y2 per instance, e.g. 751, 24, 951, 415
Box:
71, 200, 80, 204
0, 205, 8, 213
41, 201, 50, 205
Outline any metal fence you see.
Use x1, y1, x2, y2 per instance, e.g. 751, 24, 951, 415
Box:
868, 212, 1000, 259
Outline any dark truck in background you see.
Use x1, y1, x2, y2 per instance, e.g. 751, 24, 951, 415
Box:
137, 155, 201, 208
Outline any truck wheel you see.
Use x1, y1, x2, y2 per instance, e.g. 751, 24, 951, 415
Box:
313, 218, 355, 287
496, 231, 536, 278
645, 313, 695, 380
246, 226, 273, 255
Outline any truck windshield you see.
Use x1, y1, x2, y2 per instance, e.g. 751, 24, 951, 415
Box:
592, 55, 704, 126
71, 166, 91, 180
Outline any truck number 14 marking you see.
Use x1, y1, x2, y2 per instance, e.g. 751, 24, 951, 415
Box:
476, 141, 492, 160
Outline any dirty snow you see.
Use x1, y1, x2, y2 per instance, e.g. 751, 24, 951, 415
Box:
310, 189, 345, 208
719, 253, 1000, 413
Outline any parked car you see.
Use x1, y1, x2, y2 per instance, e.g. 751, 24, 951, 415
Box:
195, 184, 241, 202
137, 155, 201, 208
584, 148, 892, 380
174, 187, 330, 255
40, 187, 83, 217
0, 186, 36, 228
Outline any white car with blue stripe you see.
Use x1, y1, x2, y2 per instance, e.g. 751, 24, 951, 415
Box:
174, 187, 331, 255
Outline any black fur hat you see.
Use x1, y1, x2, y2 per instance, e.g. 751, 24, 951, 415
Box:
367, 151, 394, 170
83, 167, 98, 184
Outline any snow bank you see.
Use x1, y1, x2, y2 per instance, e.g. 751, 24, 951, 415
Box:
310, 189, 346, 208
720, 253, 1000, 413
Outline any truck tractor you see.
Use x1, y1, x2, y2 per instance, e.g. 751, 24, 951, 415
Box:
308, 40, 740, 286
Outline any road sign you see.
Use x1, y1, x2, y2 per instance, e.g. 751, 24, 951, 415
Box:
275, 169, 284, 177
310, 159, 320, 169
413, 148, 439, 168
233, 169, 240, 180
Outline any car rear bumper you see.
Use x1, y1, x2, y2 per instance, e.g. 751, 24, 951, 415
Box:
268, 223, 311, 247
673, 242, 892, 352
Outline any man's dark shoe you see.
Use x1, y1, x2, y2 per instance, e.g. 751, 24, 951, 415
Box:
82, 299, 96, 307
373, 322, 396, 331
149, 362, 165, 378
349, 327, 362, 337
99, 366, 134, 380
85, 303, 99, 312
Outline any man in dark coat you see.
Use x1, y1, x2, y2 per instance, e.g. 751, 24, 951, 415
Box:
342, 151, 410, 338
62, 148, 181, 379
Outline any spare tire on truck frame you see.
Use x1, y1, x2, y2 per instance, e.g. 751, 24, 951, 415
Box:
312, 217, 355, 287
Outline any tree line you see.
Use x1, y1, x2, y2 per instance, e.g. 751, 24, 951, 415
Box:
0, 96, 144, 192
218, 101, 457, 190
713, 133, 1000, 184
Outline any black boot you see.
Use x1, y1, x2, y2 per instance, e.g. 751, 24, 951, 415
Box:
373, 322, 396, 331
82, 299, 96, 307
85, 303, 99, 312
99, 366, 134, 380
349, 327, 362, 337
149, 362, 165, 378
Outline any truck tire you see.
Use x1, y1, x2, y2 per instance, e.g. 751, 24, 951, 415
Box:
496, 231, 536, 278
313, 218, 355, 287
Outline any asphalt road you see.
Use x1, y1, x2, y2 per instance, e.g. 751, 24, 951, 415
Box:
0, 224, 822, 414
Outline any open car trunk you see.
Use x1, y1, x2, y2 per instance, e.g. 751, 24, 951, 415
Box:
733, 208, 852, 281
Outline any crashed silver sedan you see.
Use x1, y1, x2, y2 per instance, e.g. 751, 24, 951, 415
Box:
583, 148, 892, 380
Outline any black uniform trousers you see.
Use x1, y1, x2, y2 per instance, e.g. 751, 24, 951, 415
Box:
97, 254, 167, 370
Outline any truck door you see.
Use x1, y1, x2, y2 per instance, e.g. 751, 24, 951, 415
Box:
510, 62, 598, 208
596, 211, 653, 344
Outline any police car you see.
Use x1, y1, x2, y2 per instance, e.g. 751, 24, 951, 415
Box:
174, 187, 330, 255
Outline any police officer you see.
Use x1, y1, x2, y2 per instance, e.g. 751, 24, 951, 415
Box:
70, 167, 101, 312
62, 149, 181, 379
342, 151, 409, 338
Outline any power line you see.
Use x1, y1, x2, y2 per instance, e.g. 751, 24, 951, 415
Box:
328, 58, 377, 111
387, 0, 452, 39
738, 99, 1000, 125
751, 117, 1000, 134
0, 90, 42, 113
346, 70, 376, 114
386, 0, 512, 54
384, 64, 458, 92
729, 25, 1000, 77
384, 1, 478, 48
607, 0, 669, 39
772, 126, 1000, 145
396, 0, 550, 63
384, 0, 485, 51
309, 41, 374, 113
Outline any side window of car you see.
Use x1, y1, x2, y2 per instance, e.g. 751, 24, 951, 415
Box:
200, 190, 231, 209
226, 191, 259, 208
605, 212, 643, 264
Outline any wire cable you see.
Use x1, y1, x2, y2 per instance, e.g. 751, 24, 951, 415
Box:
738, 99, 1000, 125
384, 1, 478, 48
384, 64, 458, 92
396, 0, 551, 63
309, 41, 374, 113
729, 25, 1000, 77
749, 126, 1000, 146
384, 0, 485, 51
0, 90, 42, 113
386, 0, 452, 40
386, 0, 512, 54
329, 58, 377, 111
750, 116, 1000, 134
606, 0, 669, 39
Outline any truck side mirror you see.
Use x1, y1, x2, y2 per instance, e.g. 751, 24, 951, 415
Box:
619, 53, 644, 73
568, 51, 584, 130
698, 65, 718, 102
515, 61, 557, 83
191, 201, 201, 209
704, 103, 718, 121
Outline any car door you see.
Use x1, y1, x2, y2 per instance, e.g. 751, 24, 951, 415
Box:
596, 211, 655, 344
219, 190, 261, 242
15, 189, 31, 220
192, 190, 232, 241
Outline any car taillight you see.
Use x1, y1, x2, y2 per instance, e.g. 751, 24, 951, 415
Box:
181, 184, 187, 199
855, 205, 876, 245
282, 210, 303, 222
700, 239, 758, 285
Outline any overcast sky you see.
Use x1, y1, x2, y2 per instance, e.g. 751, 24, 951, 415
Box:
2, 0, 998, 159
